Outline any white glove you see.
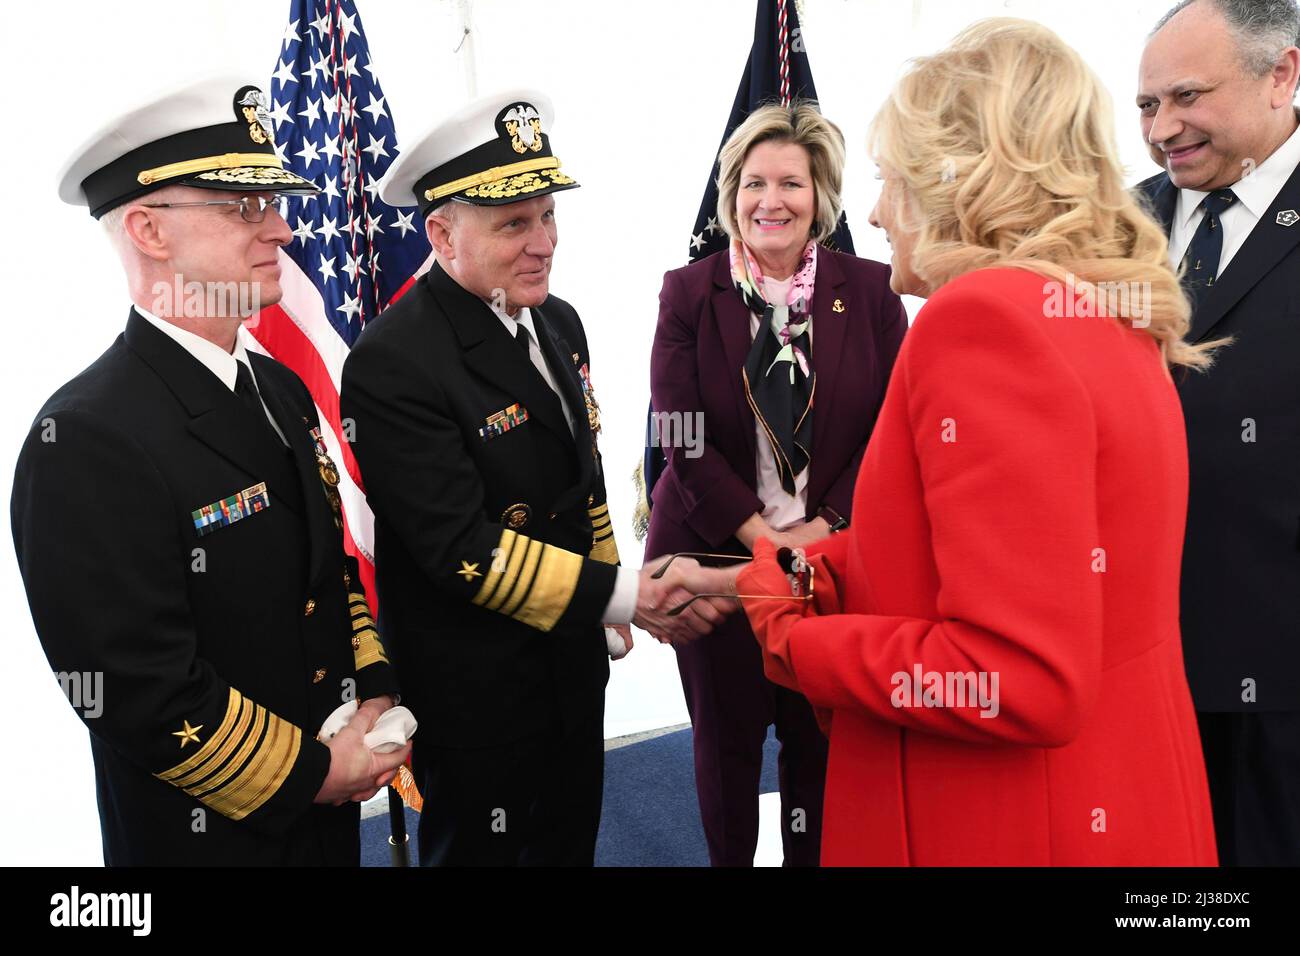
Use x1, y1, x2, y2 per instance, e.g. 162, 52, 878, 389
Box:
317, 700, 418, 753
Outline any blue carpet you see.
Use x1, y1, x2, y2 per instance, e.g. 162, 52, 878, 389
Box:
361, 726, 779, 866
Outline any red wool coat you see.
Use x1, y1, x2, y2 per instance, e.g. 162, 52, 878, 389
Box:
742, 267, 1218, 866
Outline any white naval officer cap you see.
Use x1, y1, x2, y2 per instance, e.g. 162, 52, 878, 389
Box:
377, 87, 579, 220
57, 74, 319, 219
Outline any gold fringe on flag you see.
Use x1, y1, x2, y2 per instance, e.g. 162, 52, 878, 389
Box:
631, 460, 650, 543
391, 762, 423, 813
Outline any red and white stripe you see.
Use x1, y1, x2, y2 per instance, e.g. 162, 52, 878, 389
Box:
777, 0, 791, 106
241, 249, 427, 602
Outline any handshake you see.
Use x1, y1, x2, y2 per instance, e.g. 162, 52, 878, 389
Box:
630, 555, 746, 645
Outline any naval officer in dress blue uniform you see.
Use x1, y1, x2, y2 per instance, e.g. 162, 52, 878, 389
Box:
12, 75, 409, 865
341, 89, 727, 866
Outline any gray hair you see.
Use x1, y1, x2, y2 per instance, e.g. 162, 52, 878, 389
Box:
1153, 0, 1300, 76
99, 203, 127, 241
424, 197, 465, 230
99, 184, 187, 245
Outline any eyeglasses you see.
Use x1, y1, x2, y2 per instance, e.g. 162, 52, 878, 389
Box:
141, 194, 287, 224
650, 548, 814, 617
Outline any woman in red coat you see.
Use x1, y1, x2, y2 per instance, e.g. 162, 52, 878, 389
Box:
678, 18, 1221, 865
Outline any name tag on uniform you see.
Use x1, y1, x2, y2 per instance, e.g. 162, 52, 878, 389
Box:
191, 482, 271, 537
478, 403, 528, 442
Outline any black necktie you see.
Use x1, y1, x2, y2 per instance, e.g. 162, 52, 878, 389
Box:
513, 321, 531, 357
235, 361, 282, 446
1181, 189, 1236, 312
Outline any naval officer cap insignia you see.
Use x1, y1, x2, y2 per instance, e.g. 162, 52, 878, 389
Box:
378, 88, 579, 219
57, 75, 319, 219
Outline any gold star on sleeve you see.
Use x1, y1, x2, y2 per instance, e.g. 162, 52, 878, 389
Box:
458, 560, 483, 582
172, 720, 203, 748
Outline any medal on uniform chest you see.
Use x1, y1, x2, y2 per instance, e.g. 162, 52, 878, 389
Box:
573, 354, 603, 465
573, 356, 602, 435
308, 423, 344, 530
479, 403, 529, 441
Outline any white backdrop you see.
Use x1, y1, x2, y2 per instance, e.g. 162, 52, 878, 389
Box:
0, 0, 1174, 864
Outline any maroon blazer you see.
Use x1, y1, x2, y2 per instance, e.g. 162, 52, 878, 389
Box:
646, 247, 906, 559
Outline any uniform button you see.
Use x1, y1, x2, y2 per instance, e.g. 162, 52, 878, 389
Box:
312, 668, 326, 684
502, 503, 531, 528
304, 598, 316, 616
549, 512, 558, 520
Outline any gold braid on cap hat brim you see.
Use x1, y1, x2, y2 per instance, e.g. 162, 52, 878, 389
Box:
137, 153, 285, 186
424, 156, 565, 201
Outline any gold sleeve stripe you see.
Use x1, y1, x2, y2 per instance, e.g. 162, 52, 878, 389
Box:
589, 531, 620, 566
471, 529, 519, 607
347, 592, 390, 669
500, 538, 544, 618
157, 687, 243, 782
470, 529, 583, 631
483, 532, 529, 612
186, 706, 268, 801
588, 504, 619, 565
193, 708, 302, 820
168, 696, 255, 790
354, 635, 389, 670
513, 545, 583, 632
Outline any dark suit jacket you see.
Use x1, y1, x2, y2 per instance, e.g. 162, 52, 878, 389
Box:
11, 310, 396, 865
340, 263, 619, 752
1139, 165, 1300, 711
645, 248, 906, 560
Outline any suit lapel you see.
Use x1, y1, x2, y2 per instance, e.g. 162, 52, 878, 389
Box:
252, 355, 334, 586
431, 264, 574, 446
1142, 173, 1178, 236
711, 252, 758, 462
808, 249, 848, 489
533, 304, 595, 505
124, 311, 303, 517
1188, 160, 1300, 342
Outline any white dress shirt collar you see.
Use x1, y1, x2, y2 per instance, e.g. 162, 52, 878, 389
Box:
1176, 117, 1300, 228
134, 305, 255, 393
488, 300, 537, 347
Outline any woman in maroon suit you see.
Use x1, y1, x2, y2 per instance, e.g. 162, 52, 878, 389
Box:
682, 19, 1221, 865
646, 101, 906, 866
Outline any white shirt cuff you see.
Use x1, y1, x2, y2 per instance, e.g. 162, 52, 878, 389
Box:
601, 565, 639, 625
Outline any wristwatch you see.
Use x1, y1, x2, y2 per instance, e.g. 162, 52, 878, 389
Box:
817, 505, 849, 533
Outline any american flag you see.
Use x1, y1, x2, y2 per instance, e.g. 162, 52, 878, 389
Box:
244, 0, 432, 600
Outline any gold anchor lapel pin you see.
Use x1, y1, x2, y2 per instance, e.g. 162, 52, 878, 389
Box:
832, 298, 845, 313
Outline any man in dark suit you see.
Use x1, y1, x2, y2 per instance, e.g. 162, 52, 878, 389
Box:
342, 89, 723, 866
12, 77, 409, 865
1137, 0, 1300, 864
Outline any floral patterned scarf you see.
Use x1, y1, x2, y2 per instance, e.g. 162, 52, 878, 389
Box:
732, 237, 817, 496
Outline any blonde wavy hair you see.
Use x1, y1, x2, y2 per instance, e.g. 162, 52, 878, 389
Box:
717, 100, 846, 245
870, 17, 1224, 369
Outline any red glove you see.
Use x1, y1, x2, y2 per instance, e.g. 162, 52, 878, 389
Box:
737, 537, 843, 696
